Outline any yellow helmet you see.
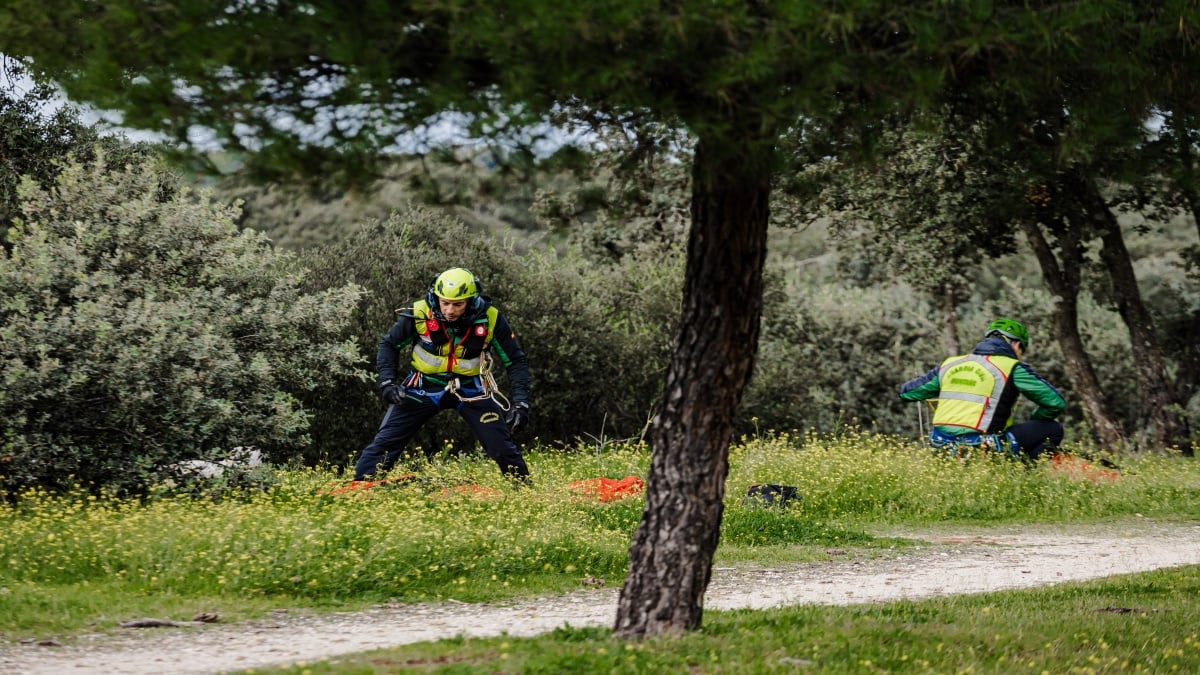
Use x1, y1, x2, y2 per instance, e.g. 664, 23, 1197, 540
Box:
432, 267, 478, 300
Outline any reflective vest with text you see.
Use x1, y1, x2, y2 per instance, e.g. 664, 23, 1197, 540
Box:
932, 354, 1019, 432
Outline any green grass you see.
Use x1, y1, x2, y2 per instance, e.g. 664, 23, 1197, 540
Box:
2, 430, 1198, 653
253, 565, 1200, 673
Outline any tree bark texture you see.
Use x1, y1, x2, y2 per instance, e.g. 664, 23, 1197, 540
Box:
1170, 122, 1200, 416
1082, 177, 1193, 453
1174, 122, 1200, 241
1020, 218, 1126, 450
614, 136, 772, 637
940, 282, 961, 355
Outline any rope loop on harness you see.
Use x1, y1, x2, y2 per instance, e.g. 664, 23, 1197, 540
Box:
444, 349, 511, 411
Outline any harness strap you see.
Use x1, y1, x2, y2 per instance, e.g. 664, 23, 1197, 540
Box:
443, 351, 511, 411
929, 428, 1020, 459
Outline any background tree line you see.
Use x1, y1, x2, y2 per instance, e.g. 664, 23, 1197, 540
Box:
4, 67, 1197, 497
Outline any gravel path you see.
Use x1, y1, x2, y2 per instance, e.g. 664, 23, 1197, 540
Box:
3, 520, 1198, 674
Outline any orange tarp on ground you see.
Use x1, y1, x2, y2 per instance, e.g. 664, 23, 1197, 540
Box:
568, 475, 646, 502
1049, 453, 1121, 483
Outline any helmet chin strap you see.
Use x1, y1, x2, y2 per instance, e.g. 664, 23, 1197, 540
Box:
426, 289, 447, 321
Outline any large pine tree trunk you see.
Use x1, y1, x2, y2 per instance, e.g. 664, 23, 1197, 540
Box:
1020, 217, 1126, 450
613, 136, 771, 637
1082, 177, 1193, 453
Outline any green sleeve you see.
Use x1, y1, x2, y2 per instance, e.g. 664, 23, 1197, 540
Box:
1012, 363, 1066, 420
899, 368, 942, 401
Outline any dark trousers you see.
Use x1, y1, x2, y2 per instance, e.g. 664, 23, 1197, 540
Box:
353, 392, 528, 481
1009, 419, 1065, 461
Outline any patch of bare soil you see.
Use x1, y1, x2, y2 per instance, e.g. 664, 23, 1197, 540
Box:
3, 520, 1198, 675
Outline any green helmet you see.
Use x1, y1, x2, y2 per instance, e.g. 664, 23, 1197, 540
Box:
985, 318, 1030, 349
432, 267, 478, 301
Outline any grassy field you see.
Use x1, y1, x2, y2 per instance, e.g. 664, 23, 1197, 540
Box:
255, 565, 1200, 673
3, 430, 1199, 671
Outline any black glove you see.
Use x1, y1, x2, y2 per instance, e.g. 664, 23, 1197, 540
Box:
506, 402, 530, 434
379, 379, 404, 405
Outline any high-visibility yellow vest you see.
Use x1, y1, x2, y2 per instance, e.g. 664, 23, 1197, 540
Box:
931, 354, 1019, 432
409, 299, 499, 376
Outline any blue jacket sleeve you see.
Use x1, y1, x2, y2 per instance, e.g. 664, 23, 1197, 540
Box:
899, 367, 941, 401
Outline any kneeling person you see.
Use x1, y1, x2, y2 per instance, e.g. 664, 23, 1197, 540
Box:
899, 318, 1065, 460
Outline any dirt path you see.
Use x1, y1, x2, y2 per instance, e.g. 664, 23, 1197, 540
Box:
3, 520, 1198, 675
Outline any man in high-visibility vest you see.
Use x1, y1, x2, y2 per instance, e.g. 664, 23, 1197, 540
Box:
900, 318, 1065, 460
351, 267, 531, 481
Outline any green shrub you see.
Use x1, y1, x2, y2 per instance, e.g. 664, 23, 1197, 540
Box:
0, 159, 365, 496
297, 206, 681, 467
504, 245, 680, 445
741, 279, 945, 436
296, 206, 527, 466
